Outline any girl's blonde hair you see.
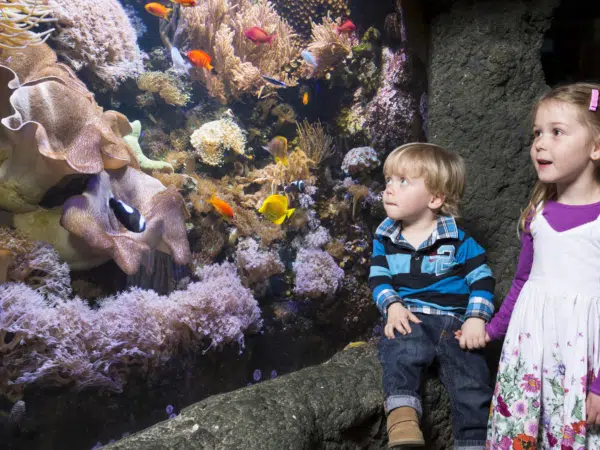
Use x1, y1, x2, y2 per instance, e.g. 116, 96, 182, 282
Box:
519, 82, 600, 232
383, 142, 466, 217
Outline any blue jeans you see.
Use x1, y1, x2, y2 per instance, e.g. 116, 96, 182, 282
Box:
378, 313, 491, 450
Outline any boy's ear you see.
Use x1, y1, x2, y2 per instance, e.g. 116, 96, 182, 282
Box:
429, 193, 445, 211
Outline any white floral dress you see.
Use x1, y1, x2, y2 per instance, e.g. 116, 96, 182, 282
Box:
487, 211, 600, 449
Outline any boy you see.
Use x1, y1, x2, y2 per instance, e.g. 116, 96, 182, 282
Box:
369, 143, 494, 449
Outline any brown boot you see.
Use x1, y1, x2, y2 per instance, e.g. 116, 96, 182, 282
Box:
386, 407, 425, 448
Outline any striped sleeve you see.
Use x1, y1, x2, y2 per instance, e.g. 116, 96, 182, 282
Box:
457, 236, 496, 321
369, 237, 403, 316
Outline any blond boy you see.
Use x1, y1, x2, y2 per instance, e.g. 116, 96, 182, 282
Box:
369, 143, 494, 449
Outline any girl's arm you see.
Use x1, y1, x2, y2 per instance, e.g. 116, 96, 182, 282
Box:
485, 230, 534, 341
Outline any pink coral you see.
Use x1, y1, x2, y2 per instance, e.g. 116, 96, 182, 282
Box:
236, 238, 284, 285
0, 262, 262, 400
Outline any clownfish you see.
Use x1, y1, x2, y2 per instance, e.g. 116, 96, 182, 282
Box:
108, 197, 146, 233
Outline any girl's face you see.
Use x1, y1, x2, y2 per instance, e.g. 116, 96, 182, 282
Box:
531, 100, 600, 188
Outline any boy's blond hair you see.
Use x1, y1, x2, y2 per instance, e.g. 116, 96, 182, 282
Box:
383, 142, 466, 217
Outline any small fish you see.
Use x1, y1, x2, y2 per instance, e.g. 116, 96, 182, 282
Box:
187, 50, 214, 71
344, 341, 368, 350
261, 75, 286, 87
284, 180, 305, 194
208, 193, 234, 219
245, 27, 277, 46
169, 0, 197, 5
144, 3, 172, 20
335, 20, 356, 34
302, 90, 309, 105
258, 194, 295, 225
263, 136, 289, 166
109, 197, 146, 233
301, 50, 318, 68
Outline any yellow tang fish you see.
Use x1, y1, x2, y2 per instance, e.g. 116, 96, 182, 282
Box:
258, 194, 295, 224
263, 136, 289, 166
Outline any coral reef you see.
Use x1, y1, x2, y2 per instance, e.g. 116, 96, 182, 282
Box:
0, 0, 56, 49
300, 16, 355, 79
296, 120, 335, 167
236, 237, 284, 294
46, 0, 145, 90
190, 118, 246, 167
137, 71, 190, 107
293, 248, 344, 299
365, 46, 424, 155
176, 0, 300, 102
341, 146, 380, 176
0, 261, 261, 401
271, 0, 351, 41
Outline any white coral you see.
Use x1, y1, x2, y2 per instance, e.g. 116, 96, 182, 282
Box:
190, 118, 246, 166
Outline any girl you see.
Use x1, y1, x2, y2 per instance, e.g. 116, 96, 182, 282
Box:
475, 83, 600, 448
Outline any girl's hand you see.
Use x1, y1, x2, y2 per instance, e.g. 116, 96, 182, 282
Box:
454, 329, 491, 344
587, 392, 600, 425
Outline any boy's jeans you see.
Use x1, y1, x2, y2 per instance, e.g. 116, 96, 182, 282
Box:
378, 313, 491, 450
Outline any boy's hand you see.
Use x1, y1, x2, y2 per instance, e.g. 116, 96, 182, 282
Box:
455, 317, 487, 350
587, 392, 600, 425
385, 302, 422, 338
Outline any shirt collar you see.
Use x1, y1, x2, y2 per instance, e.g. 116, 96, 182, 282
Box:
375, 215, 459, 249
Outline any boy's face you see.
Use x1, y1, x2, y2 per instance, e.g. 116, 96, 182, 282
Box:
383, 172, 440, 222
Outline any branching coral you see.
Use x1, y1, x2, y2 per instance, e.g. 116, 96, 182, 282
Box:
177, 0, 300, 101
190, 118, 246, 167
296, 120, 335, 168
45, 0, 145, 90
299, 16, 355, 79
0, 261, 262, 401
0, 0, 56, 49
137, 71, 190, 107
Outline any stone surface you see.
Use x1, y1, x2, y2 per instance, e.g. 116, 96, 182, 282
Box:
104, 343, 452, 450
427, 0, 559, 295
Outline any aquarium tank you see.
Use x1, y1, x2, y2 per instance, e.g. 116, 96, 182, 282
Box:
1, 0, 598, 448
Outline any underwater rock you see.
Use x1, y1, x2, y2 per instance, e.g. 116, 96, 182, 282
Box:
341, 146, 380, 176
102, 344, 452, 450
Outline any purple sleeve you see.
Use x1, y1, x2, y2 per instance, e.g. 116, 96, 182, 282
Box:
591, 377, 600, 396
486, 230, 534, 341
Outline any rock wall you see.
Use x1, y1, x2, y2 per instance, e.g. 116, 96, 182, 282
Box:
427, 0, 560, 295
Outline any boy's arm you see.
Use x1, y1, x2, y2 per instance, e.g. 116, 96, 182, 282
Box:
459, 236, 495, 322
369, 237, 403, 316
486, 230, 534, 340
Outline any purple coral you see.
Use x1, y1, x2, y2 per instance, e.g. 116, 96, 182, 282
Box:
0, 261, 262, 400
292, 248, 345, 299
236, 238, 284, 285
253, 369, 262, 381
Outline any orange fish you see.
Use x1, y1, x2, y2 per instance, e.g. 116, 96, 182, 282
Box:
244, 27, 276, 46
169, 0, 197, 5
208, 193, 234, 219
145, 3, 172, 20
187, 50, 214, 71
335, 20, 356, 34
302, 91, 309, 105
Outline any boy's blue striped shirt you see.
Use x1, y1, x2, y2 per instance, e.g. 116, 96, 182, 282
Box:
369, 216, 495, 322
